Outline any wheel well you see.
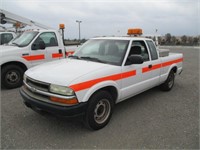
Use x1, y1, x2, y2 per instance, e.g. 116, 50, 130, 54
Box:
171, 66, 177, 73
93, 86, 118, 103
1, 61, 27, 71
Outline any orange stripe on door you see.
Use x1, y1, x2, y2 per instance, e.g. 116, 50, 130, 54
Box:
69, 70, 136, 92
142, 64, 162, 73
66, 51, 74, 56
22, 54, 45, 61
142, 58, 183, 73
52, 53, 63, 58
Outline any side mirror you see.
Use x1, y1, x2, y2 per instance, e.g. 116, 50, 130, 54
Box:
127, 55, 143, 65
31, 41, 46, 50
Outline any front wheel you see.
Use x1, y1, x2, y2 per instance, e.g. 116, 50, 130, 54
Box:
160, 70, 175, 91
84, 90, 114, 130
1, 65, 24, 89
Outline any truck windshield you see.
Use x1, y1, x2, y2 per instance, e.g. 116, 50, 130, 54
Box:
11, 31, 38, 47
73, 39, 129, 66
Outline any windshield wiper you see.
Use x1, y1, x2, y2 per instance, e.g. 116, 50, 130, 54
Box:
68, 55, 80, 59
11, 42, 19, 47
80, 56, 104, 63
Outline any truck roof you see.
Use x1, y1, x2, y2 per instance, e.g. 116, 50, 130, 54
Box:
92, 36, 152, 41
24, 29, 58, 33
0, 31, 16, 34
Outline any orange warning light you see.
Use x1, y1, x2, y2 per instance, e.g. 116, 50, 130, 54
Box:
15, 22, 21, 28
127, 28, 143, 36
59, 24, 65, 29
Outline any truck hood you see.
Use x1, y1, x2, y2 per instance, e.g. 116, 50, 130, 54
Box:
26, 59, 109, 86
0, 45, 21, 53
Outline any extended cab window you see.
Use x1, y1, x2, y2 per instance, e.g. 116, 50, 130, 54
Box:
146, 40, 158, 60
128, 40, 149, 61
1, 33, 13, 45
34, 32, 58, 48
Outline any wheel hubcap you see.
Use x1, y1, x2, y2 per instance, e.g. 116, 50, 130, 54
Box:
94, 99, 111, 124
6, 71, 19, 84
168, 73, 174, 88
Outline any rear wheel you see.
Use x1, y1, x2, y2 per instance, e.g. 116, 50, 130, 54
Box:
1, 65, 24, 89
84, 90, 114, 130
160, 70, 175, 91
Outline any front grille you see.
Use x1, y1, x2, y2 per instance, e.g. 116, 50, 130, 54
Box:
26, 77, 49, 92
23, 77, 75, 106
22, 85, 70, 107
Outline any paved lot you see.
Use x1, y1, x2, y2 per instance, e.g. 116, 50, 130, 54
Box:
1, 46, 199, 149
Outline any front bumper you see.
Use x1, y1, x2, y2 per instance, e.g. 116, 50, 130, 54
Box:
20, 87, 87, 117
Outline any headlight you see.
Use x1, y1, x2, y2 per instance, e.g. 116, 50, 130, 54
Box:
49, 84, 74, 96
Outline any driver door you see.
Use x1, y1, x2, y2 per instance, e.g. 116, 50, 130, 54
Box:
29, 33, 47, 67
120, 40, 151, 101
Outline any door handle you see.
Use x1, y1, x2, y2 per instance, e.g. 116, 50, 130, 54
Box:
22, 53, 29, 56
58, 49, 62, 54
148, 64, 152, 68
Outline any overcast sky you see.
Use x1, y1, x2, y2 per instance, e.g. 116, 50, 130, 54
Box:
0, 0, 199, 39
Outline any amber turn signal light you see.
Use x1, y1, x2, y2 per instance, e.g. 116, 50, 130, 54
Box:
50, 96, 78, 105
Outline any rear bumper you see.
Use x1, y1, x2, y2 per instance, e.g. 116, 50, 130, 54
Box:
20, 87, 87, 117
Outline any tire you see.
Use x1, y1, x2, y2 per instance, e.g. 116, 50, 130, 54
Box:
1, 65, 24, 89
160, 70, 175, 91
84, 90, 114, 130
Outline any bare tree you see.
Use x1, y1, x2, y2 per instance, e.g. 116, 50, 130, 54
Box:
171, 36, 176, 45
187, 37, 193, 46
193, 37, 198, 45
181, 35, 187, 45
165, 33, 171, 44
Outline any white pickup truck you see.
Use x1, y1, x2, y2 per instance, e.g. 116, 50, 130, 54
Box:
20, 35, 183, 130
0, 29, 76, 89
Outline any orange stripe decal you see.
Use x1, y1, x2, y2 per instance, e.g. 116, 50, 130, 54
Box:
66, 51, 74, 56
69, 70, 136, 92
142, 58, 183, 73
142, 64, 162, 73
52, 53, 63, 58
162, 58, 183, 67
22, 54, 45, 61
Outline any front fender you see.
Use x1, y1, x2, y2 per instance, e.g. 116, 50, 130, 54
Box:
0, 55, 30, 68
79, 80, 121, 103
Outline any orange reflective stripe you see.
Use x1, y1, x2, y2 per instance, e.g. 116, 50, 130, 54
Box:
121, 70, 136, 78
162, 58, 183, 67
69, 70, 136, 92
52, 53, 63, 58
22, 54, 45, 61
142, 64, 162, 73
142, 58, 183, 73
66, 51, 74, 56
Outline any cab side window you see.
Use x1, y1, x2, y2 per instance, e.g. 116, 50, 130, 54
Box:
33, 32, 58, 49
1, 33, 13, 44
129, 41, 149, 61
146, 40, 158, 60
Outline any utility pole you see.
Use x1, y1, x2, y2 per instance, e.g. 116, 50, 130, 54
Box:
76, 20, 82, 43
